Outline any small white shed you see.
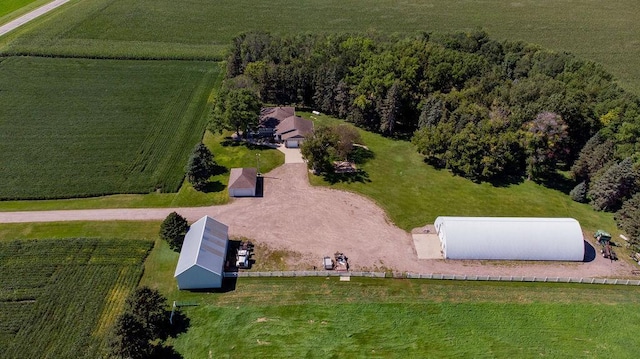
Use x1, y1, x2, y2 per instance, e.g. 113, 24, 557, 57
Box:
434, 217, 585, 261
228, 168, 257, 197
174, 216, 228, 289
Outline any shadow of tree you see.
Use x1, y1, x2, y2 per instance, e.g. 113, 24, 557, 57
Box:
350, 146, 375, 165
201, 180, 225, 193
150, 344, 183, 359
323, 170, 371, 184
535, 171, 576, 195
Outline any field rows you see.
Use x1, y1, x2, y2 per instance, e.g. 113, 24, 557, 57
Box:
0, 56, 221, 200
0, 238, 152, 358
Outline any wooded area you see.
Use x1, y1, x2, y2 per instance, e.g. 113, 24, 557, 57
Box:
225, 31, 640, 248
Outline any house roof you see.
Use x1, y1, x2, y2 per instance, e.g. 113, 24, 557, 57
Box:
229, 168, 257, 190
260, 107, 295, 128
174, 216, 228, 278
276, 115, 314, 137
434, 217, 585, 261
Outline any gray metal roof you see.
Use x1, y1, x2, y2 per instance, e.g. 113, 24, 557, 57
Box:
174, 216, 228, 278
434, 217, 585, 261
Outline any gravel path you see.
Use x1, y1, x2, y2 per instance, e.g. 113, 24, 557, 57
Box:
0, 163, 635, 277
0, 0, 72, 37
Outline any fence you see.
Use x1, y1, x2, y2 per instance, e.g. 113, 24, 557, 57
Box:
223, 271, 640, 286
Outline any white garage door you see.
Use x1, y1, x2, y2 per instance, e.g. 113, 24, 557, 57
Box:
230, 188, 255, 197
286, 140, 299, 148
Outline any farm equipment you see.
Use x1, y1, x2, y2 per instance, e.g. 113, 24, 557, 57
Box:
334, 252, 349, 271
236, 241, 254, 269
594, 230, 617, 261
594, 230, 612, 245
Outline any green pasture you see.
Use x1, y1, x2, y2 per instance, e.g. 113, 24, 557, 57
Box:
0, 0, 43, 21
0, 130, 283, 211
0, 220, 161, 241
304, 113, 617, 235
139, 239, 640, 358
0, 56, 221, 200
1, 0, 640, 93
0, 237, 153, 358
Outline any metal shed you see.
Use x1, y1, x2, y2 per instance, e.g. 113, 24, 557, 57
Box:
434, 217, 585, 261
174, 216, 228, 289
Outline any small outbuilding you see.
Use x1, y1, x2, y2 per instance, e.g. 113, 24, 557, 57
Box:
228, 167, 257, 197
174, 216, 228, 290
434, 217, 585, 261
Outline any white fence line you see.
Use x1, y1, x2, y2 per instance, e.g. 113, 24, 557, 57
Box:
223, 271, 640, 286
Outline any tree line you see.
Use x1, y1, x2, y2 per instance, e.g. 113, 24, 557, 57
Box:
224, 30, 640, 249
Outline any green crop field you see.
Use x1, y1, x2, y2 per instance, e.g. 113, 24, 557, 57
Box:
0, 237, 153, 358
140, 241, 640, 358
1, 0, 639, 93
304, 113, 617, 234
0, 56, 222, 200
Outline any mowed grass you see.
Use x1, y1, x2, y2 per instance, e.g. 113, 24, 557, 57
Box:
0, 56, 222, 200
1, 0, 639, 93
304, 113, 617, 235
0, 220, 161, 241
0, 0, 42, 20
139, 237, 640, 358
0, 237, 153, 358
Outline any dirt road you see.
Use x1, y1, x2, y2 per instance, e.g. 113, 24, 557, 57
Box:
0, 163, 634, 277
0, 0, 72, 37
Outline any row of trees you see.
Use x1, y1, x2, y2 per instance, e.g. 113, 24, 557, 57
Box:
225, 30, 640, 247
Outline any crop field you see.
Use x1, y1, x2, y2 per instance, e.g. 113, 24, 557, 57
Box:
0, 237, 153, 358
139, 241, 640, 358
0, 56, 222, 200
305, 113, 618, 233
1, 0, 639, 93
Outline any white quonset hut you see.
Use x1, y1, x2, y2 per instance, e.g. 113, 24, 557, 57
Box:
434, 217, 585, 261
174, 216, 228, 289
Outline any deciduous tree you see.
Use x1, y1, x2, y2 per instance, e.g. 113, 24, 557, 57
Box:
185, 143, 216, 191
159, 212, 189, 251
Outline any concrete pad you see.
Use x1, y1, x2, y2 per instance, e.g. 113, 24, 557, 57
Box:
277, 145, 305, 163
413, 233, 443, 259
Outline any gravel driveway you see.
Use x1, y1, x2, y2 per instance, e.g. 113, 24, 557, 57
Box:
0, 163, 635, 277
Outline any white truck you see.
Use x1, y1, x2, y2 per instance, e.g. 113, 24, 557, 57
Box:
236, 249, 250, 268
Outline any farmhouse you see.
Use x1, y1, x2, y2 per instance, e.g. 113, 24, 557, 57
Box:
228, 167, 257, 197
434, 217, 585, 261
258, 106, 295, 137
174, 216, 228, 289
259, 107, 314, 147
275, 115, 314, 148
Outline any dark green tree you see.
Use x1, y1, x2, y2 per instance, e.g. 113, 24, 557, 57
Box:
569, 180, 588, 203
588, 157, 638, 211
109, 312, 152, 359
126, 287, 168, 340
186, 143, 216, 191
159, 212, 189, 251
615, 193, 640, 246
379, 80, 402, 135
211, 88, 261, 137
301, 126, 339, 174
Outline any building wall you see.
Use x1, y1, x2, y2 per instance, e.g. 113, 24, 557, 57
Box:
176, 265, 223, 289
435, 217, 585, 261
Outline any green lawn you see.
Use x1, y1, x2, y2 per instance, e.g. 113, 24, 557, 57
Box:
304, 113, 617, 235
1, 0, 640, 93
0, 0, 42, 20
0, 220, 161, 241
140, 238, 640, 358
0, 237, 153, 358
0, 57, 221, 200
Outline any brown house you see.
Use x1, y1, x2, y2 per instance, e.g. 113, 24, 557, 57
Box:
258, 107, 314, 147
